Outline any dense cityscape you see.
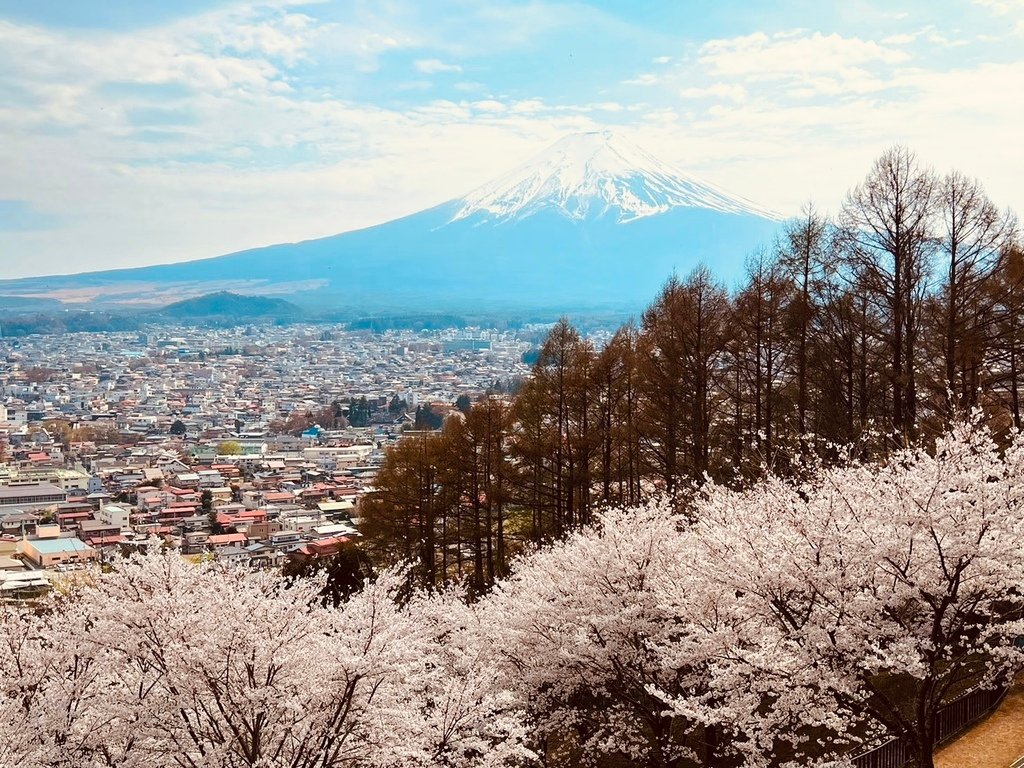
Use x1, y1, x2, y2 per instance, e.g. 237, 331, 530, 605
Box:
0, 325, 532, 588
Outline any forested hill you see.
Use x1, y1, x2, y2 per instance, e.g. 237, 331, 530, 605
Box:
0, 295, 63, 313
158, 291, 301, 320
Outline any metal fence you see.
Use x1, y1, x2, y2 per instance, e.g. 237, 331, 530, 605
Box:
852, 683, 1008, 768
853, 737, 914, 768
933, 684, 1007, 742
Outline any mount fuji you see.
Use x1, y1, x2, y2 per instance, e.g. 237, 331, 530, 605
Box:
452, 131, 778, 226
0, 131, 784, 312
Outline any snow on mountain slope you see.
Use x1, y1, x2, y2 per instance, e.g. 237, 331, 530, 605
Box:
451, 130, 782, 225
0, 131, 785, 310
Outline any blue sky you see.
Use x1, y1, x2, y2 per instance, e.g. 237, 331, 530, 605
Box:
1, 0, 1022, 278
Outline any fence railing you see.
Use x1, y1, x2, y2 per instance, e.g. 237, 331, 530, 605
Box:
852, 683, 1008, 768
853, 736, 914, 768
933, 684, 1006, 743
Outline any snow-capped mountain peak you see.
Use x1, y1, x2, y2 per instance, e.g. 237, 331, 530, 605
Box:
451, 130, 781, 225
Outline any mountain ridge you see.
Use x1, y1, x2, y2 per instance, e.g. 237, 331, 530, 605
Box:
0, 132, 785, 312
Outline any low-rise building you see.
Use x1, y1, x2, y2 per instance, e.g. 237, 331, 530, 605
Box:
207, 532, 248, 549
19, 537, 97, 568
96, 503, 132, 532
0, 483, 68, 512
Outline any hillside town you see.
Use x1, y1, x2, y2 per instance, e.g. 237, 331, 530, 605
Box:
0, 324, 532, 596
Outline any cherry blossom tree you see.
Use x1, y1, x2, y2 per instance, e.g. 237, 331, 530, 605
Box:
481, 503, 758, 768
1, 552, 531, 768
389, 591, 534, 768
4, 422, 1023, 768
687, 420, 1024, 768
483, 421, 1024, 767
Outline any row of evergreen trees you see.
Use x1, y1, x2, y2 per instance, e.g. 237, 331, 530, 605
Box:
362, 146, 1022, 592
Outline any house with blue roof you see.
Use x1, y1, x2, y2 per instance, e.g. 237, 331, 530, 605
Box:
19, 537, 97, 569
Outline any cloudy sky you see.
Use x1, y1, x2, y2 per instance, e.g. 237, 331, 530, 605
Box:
1, 0, 1022, 278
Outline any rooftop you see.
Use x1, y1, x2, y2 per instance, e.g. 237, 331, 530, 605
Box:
0, 483, 66, 500
25, 537, 93, 554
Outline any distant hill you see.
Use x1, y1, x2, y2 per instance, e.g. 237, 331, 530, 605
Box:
349, 314, 469, 332
0, 311, 139, 337
158, 292, 301, 320
0, 295, 63, 313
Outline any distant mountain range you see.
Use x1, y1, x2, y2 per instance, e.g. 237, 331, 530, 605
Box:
0, 132, 784, 312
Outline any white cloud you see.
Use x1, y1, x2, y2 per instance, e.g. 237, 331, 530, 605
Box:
216, 16, 317, 65
642, 108, 680, 125
414, 58, 462, 74
472, 99, 507, 113
699, 30, 908, 80
643, 57, 1024, 217
509, 99, 546, 113
679, 83, 747, 102
0, 5, 611, 277
679, 30, 911, 103
973, 0, 1024, 13
623, 72, 659, 85
970, 0, 1024, 33
882, 32, 917, 44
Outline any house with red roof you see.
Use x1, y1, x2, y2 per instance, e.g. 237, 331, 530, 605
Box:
207, 532, 248, 549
